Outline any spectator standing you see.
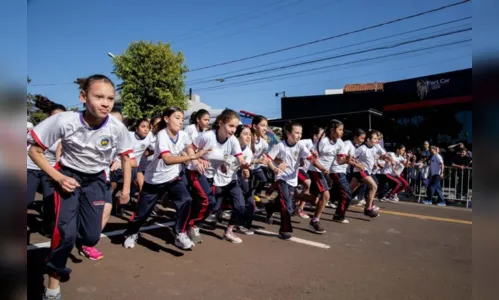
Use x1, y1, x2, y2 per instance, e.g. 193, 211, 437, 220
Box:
451, 148, 472, 199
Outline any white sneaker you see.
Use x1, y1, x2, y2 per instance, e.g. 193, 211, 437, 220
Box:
123, 233, 138, 249
187, 226, 202, 243
356, 199, 366, 206
236, 226, 254, 235
205, 214, 216, 223
43, 290, 62, 300
223, 231, 243, 244
222, 210, 231, 218
175, 232, 194, 250
372, 205, 380, 211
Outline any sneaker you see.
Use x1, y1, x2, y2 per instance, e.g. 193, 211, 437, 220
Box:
265, 204, 274, 225
205, 214, 217, 223
253, 195, 261, 202
364, 208, 379, 218
123, 233, 139, 249
187, 226, 202, 244
43, 290, 62, 300
356, 199, 366, 206
380, 197, 388, 202
175, 232, 194, 250
309, 220, 326, 234
223, 231, 243, 243
236, 226, 254, 235
79, 245, 104, 261
372, 205, 380, 211
279, 232, 292, 240
296, 209, 310, 219
385, 197, 398, 203
332, 215, 349, 224
423, 200, 432, 205
437, 201, 447, 207
222, 210, 231, 219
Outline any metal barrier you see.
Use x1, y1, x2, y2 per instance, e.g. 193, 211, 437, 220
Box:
403, 166, 472, 208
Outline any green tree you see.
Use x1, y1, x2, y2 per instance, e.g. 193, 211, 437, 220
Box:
112, 41, 188, 118
27, 77, 48, 125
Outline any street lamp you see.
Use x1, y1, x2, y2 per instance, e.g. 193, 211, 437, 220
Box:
107, 52, 116, 58
275, 91, 286, 98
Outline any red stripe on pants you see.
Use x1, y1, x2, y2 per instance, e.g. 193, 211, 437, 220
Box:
276, 181, 290, 233
188, 171, 209, 226
386, 174, 402, 198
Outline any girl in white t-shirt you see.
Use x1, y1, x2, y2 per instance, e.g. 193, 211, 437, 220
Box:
264, 121, 328, 240
250, 115, 271, 201
185, 109, 210, 142
123, 107, 208, 251
186, 109, 249, 243
212, 125, 254, 243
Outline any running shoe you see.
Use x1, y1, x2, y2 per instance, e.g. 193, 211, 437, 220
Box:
205, 214, 217, 223
223, 231, 243, 243
279, 232, 292, 240
386, 197, 399, 203
253, 195, 261, 202
187, 226, 202, 243
236, 226, 254, 235
356, 199, 367, 206
437, 201, 447, 207
423, 200, 432, 205
372, 205, 380, 211
175, 232, 195, 250
296, 209, 310, 219
364, 208, 379, 218
332, 215, 349, 224
79, 246, 104, 261
265, 203, 274, 225
43, 291, 62, 300
123, 233, 139, 249
309, 220, 326, 234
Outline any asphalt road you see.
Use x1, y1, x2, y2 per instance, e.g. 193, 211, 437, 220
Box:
27, 201, 472, 300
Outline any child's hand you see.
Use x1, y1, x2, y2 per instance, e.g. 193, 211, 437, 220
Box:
57, 175, 80, 193
242, 169, 250, 179
110, 161, 121, 171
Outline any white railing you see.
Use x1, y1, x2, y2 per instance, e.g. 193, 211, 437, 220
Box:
404, 166, 472, 208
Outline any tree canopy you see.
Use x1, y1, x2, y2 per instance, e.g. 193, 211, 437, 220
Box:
112, 41, 189, 118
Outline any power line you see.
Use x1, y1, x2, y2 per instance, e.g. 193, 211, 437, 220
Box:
188, 0, 471, 72
174, 0, 304, 45
186, 17, 471, 85
192, 27, 471, 87
195, 39, 472, 92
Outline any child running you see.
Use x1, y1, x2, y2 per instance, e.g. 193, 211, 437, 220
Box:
123, 107, 209, 250
378, 144, 409, 203
28, 75, 134, 300
185, 109, 210, 141
349, 130, 387, 218
295, 126, 324, 219
186, 109, 249, 241
212, 124, 253, 243
249, 115, 270, 202
264, 121, 329, 240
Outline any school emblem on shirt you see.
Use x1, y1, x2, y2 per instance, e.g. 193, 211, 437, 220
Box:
141, 144, 146, 149
99, 136, 110, 147
294, 151, 299, 158
224, 153, 229, 160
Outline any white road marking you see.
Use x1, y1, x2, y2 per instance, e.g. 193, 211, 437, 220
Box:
254, 229, 331, 249
28, 221, 330, 251
27, 221, 176, 251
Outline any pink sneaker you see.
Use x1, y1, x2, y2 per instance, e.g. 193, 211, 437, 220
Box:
79, 246, 104, 260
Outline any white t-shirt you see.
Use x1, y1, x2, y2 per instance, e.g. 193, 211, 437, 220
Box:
27, 112, 134, 174
298, 139, 315, 172
214, 145, 252, 187
354, 144, 386, 173
188, 130, 243, 179
381, 153, 406, 176
429, 154, 444, 176
250, 136, 269, 170
337, 139, 355, 174
129, 131, 155, 164
329, 139, 349, 173
138, 134, 157, 171
309, 138, 345, 173
145, 129, 192, 184
184, 124, 205, 143
266, 140, 312, 187
27, 139, 61, 170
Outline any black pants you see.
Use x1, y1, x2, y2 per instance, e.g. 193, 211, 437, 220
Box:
126, 177, 192, 236
46, 166, 107, 280
330, 173, 352, 218
268, 180, 294, 233
27, 169, 55, 230
238, 171, 255, 228
214, 180, 245, 226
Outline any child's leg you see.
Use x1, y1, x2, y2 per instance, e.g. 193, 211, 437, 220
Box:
227, 183, 245, 229
27, 169, 41, 207
125, 182, 164, 236
333, 173, 353, 219
168, 180, 193, 235
361, 176, 378, 210
276, 181, 294, 233
187, 171, 213, 227
385, 175, 402, 198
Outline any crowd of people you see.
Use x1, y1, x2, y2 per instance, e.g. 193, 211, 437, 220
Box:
27, 74, 466, 300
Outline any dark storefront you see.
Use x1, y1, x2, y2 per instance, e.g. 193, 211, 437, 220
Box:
269, 68, 472, 149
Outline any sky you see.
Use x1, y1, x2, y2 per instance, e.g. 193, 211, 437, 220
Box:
24, 0, 474, 118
